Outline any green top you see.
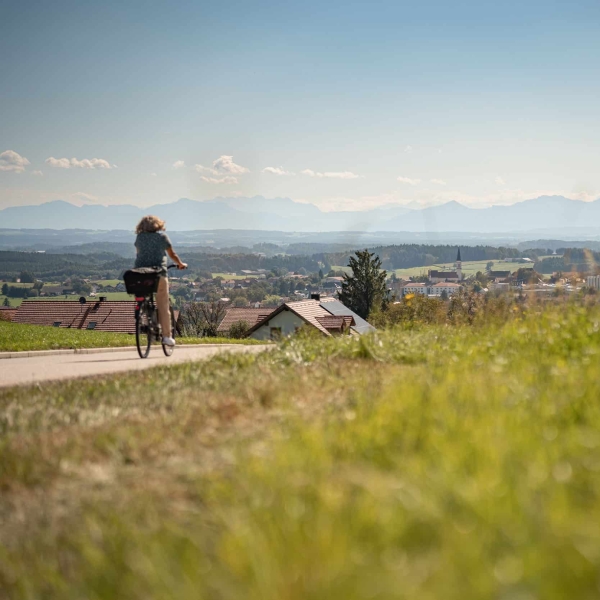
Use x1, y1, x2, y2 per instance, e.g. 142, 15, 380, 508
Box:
134, 232, 172, 275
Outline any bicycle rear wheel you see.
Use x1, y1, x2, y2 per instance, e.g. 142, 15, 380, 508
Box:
136, 303, 152, 358
162, 306, 176, 356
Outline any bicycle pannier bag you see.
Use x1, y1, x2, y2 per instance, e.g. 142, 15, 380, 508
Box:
123, 268, 162, 296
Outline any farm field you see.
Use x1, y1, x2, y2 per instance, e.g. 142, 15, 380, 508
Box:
0, 321, 262, 352
0, 296, 23, 307
1, 304, 600, 598
332, 259, 535, 279
212, 272, 259, 280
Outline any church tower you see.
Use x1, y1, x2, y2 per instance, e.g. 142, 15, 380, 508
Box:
455, 247, 462, 280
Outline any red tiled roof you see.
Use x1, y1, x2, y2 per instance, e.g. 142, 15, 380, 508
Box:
0, 307, 18, 322
286, 300, 333, 335
216, 307, 275, 333
13, 300, 137, 334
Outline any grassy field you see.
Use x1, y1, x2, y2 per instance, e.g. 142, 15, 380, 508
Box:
91, 279, 122, 287
1, 305, 600, 598
212, 272, 259, 280
333, 260, 534, 279
0, 321, 263, 352
0, 296, 23, 307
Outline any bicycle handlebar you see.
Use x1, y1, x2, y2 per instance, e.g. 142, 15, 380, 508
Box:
167, 264, 186, 270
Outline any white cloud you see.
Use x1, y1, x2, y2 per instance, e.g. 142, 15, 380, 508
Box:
0, 150, 30, 173
31, 170, 43, 176
212, 155, 249, 174
199, 175, 238, 185
213, 155, 248, 174
46, 157, 71, 169
301, 169, 360, 179
194, 156, 249, 177
45, 157, 113, 169
397, 176, 421, 185
262, 166, 295, 176
404, 145, 413, 153
430, 179, 447, 185
172, 160, 185, 169
495, 176, 506, 185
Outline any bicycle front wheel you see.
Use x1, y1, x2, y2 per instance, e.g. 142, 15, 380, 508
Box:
136, 303, 152, 358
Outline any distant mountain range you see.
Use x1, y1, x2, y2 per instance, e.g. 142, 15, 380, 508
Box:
2, 195, 600, 234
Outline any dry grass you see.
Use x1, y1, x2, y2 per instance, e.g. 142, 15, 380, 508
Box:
1, 306, 600, 598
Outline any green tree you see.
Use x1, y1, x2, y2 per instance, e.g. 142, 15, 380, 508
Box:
1, 283, 8, 295
19, 271, 35, 283
2, 297, 10, 307
338, 249, 387, 319
232, 296, 249, 307
318, 269, 324, 280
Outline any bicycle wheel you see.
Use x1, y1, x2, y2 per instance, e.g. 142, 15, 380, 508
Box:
136, 303, 152, 358
162, 306, 175, 356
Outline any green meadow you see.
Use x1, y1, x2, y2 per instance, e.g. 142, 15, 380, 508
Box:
333, 259, 533, 279
1, 304, 600, 598
0, 321, 262, 352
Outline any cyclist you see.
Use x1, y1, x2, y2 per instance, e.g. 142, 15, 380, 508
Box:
134, 215, 187, 346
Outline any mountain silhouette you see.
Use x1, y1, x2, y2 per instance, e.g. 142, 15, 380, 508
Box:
1, 195, 599, 233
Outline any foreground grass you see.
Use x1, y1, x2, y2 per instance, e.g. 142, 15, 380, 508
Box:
2, 306, 600, 598
0, 321, 262, 352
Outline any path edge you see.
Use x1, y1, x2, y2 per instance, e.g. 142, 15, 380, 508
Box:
0, 344, 256, 360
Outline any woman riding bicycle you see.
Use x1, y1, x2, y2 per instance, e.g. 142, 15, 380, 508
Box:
134, 215, 187, 346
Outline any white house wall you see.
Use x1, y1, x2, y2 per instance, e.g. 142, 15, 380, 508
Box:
249, 308, 307, 340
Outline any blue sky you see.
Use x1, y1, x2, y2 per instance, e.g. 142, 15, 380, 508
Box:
1, 0, 599, 212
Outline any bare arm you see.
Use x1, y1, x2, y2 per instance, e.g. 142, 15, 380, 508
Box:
167, 247, 187, 269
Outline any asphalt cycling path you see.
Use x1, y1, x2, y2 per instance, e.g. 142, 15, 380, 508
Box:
0, 345, 269, 388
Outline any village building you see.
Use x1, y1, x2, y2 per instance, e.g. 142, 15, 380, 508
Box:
428, 248, 463, 283
246, 297, 375, 340
402, 282, 428, 295
12, 299, 139, 333
428, 282, 461, 296
488, 270, 511, 281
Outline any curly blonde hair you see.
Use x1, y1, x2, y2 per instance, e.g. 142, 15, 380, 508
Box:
135, 215, 166, 234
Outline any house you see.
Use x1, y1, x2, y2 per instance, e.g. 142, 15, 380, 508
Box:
247, 297, 375, 340
428, 270, 461, 283
488, 270, 511, 281
428, 282, 461, 296
402, 282, 428, 295
216, 307, 274, 335
13, 300, 137, 333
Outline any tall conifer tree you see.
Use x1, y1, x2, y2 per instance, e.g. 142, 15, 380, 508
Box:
339, 249, 387, 319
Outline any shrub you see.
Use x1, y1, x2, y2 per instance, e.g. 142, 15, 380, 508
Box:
228, 320, 250, 339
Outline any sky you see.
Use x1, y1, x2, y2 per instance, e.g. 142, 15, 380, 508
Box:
1, 0, 599, 213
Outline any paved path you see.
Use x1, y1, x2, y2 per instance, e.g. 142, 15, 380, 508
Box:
0, 345, 268, 388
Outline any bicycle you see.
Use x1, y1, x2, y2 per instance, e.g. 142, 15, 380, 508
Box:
123, 264, 180, 359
